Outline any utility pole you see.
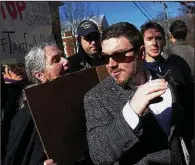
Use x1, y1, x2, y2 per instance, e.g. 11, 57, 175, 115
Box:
163, 2, 170, 47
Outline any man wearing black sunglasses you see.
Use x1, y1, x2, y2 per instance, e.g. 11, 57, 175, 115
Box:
84, 22, 193, 165
68, 20, 104, 72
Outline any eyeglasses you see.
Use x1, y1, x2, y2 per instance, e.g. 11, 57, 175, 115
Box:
81, 34, 100, 42
101, 47, 136, 64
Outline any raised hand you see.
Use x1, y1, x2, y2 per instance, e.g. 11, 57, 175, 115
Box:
130, 79, 168, 116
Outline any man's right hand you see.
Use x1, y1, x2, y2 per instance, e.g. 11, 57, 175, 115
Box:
129, 79, 168, 116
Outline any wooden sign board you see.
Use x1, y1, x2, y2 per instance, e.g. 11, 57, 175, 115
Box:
25, 65, 109, 165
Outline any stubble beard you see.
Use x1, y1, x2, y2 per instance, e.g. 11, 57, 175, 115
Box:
117, 56, 140, 88
87, 50, 101, 59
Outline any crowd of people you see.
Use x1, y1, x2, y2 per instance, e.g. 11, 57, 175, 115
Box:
1, 19, 194, 165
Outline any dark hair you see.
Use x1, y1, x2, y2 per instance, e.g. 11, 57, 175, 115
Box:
169, 20, 188, 40
101, 22, 144, 52
140, 21, 165, 39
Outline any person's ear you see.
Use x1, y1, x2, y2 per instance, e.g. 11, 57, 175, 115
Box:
139, 45, 145, 59
33, 71, 46, 83
140, 45, 145, 54
140, 45, 145, 52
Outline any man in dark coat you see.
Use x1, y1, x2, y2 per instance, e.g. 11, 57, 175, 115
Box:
84, 22, 194, 165
68, 20, 104, 72
165, 20, 194, 77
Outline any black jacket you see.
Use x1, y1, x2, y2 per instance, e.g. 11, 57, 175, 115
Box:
68, 48, 104, 73
144, 57, 194, 158
2, 101, 46, 165
1, 81, 26, 162
165, 41, 194, 77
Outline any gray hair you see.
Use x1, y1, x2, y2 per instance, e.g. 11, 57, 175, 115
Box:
25, 42, 56, 84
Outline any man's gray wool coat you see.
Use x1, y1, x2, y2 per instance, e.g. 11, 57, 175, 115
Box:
84, 75, 193, 165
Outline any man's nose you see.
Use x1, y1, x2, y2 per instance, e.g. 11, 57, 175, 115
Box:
61, 58, 69, 70
90, 40, 96, 45
108, 57, 118, 68
151, 39, 157, 45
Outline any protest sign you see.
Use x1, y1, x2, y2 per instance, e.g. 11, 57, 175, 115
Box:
25, 65, 109, 165
1, 1, 54, 64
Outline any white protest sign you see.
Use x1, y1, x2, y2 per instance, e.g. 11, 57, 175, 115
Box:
0, 1, 55, 64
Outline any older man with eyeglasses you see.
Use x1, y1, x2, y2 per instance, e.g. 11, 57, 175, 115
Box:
68, 20, 104, 72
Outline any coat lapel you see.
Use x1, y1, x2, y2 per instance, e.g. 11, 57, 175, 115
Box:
167, 75, 182, 142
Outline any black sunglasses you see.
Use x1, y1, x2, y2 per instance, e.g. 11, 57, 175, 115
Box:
101, 47, 136, 64
82, 34, 100, 42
